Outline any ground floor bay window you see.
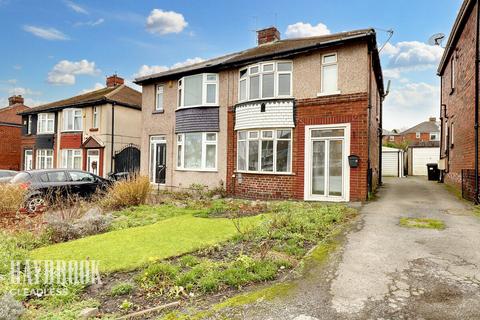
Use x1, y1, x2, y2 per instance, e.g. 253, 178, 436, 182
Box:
61, 149, 82, 170
36, 149, 54, 169
177, 132, 217, 171
237, 129, 292, 173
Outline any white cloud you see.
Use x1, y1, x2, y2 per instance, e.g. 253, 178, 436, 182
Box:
47, 59, 99, 85
383, 81, 439, 130
23, 25, 69, 41
384, 41, 444, 70
8, 87, 41, 96
146, 9, 188, 35
79, 82, 104, 94
285, 22, 330, 38
134, 57, 204, 78
74, 18, 104, 27
65, 0, 88, 14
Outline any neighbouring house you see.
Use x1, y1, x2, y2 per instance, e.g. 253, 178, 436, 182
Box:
382, 129, 401, 144
0, 96, 30, 170
437, 0, 479, 201
400, 117, 440, 144
18, 75, 142, 177
135, 27, 384, 202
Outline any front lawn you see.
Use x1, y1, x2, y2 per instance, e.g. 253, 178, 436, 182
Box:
31, 214, 264, 273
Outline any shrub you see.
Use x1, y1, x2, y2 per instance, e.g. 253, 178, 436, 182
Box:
110, 283, 134, 297
137, 262, 179, 288
120, 299, 134, 311
0, 293, 25, 320
0, 231, 29, 276
0, 184, 27, 213
100, 176, 152, 210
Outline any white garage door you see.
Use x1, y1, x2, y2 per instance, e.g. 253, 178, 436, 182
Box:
412, 147, 440, 176
382, 152, 400, 176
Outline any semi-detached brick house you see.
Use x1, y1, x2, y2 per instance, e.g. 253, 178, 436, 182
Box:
0, 95, 29, 170
18, 75, 142, 177
135, 27, 384, 202
383, 118, 440, 145
437, 0, 480, 201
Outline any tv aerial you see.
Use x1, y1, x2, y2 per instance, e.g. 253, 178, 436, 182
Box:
428, 33, 446, 47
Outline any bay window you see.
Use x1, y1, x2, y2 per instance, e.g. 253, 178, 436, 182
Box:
36, 149, 54, 169
63, 109, 82, 131
37, 113, 55, 134
177, 132, 217, 170
321, 53, 338, 94
237, 129, 292, 173
238, 61, 292, 103
61, 149, 82, 169
178, 74, 218, 108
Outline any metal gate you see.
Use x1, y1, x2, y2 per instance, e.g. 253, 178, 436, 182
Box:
114, 144, 140, 173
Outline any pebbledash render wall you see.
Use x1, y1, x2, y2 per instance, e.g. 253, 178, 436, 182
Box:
226, 43, 381, 202
440, 0, 477, 189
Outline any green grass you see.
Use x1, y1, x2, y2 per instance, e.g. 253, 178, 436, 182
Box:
31, 214, 263, 273
399, 217, 446, 230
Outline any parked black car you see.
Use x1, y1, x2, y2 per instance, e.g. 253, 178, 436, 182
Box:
10, 169, 112, 213
0, 170, 18, 183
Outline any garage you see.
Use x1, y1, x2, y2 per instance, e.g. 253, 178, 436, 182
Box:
382, 147, 405, 177
407, 146, 440, 176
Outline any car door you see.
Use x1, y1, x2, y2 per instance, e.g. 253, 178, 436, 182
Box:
46, 171, 70, 199
68, 171, 97, 197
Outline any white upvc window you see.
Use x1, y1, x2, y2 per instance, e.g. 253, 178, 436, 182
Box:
178, 74, 218, 108
36, 149, 54, 169
27, 115, 32, 135
430, 132, 440, 141
156, 85, 164, 111
237, 128, 292, 174
416, 132, 421, 139
63, 108, 82, 131
238, 61, 293, 103
389, 135, 395, 142
451, 56, 455, 91
450, 123, 454, 146
321, 53, 339, 95
176, 132, 217, 171
61, 149, 82, 169
37, 113, 55, 134
92, 106, 99, 128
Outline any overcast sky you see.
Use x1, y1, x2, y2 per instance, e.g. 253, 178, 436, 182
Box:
0, 0, 463, 130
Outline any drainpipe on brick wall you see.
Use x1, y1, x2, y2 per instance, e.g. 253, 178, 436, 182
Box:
110, 101, 116, 174
367, 49, 373, 199
475, 0, 480, 203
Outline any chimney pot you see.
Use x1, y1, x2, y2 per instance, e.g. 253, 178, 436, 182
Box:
106, 74, 124, 87
8, 95, 24, 106
257, 26, 280, 46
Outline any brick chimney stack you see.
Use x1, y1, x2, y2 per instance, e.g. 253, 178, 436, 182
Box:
8, 95, 24, 106
429, 117, 437, 122
257, 27, 280, 45
106, 74, 124, 87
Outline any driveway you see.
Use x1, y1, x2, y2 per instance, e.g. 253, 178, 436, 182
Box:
234, 177, 480, 319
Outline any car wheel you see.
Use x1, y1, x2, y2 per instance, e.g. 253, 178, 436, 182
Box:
26, 196, 46, 214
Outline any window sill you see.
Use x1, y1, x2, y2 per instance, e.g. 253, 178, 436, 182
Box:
235, 170, 295, 176
36, 132, 55, 135
317, 90, 341, 97
89, 128, 99, 132
176, 105, 219, 111
152, 110, 164, 114
61, 130, 83, 133
175, 168, 218, 173
237, 96, 294, 104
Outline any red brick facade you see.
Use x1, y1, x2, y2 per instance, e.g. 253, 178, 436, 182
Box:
0, 103, 29, 170
439, 0, 477, 189
226, 93, 379, 202
59, 132, 83, 149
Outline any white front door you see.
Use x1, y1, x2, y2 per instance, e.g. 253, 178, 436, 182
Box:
87, 149, 100, 175
24, 150, 33, 170
304, 124, 350, 202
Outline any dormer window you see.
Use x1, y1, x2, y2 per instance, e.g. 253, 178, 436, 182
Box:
238, 61, 292, 103
178, 73, 218, 108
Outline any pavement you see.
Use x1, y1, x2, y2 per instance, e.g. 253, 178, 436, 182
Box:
230, 177, 480, 320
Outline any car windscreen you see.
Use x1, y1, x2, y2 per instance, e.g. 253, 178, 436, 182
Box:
10, 172, 32, 183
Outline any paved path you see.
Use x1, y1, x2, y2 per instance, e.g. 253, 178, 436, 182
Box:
234, 177, 480, 319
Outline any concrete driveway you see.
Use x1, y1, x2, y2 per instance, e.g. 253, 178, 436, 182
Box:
236, 177, 480, 319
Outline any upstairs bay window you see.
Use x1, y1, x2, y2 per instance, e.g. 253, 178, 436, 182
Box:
238, 61, 292, 103
178, 74, 218, 108
237, 129, 292, 173
63, 109, 82, 131
37, 113, 55, 134
321, 53, 339, 95
177, 132, 217, 171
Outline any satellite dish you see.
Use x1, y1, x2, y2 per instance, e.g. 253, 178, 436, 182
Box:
428, 33, 446, 46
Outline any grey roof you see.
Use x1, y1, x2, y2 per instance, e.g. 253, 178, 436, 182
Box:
383, 129, 399, 136
134, 28, 384, 95
401, 120, 440, 134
